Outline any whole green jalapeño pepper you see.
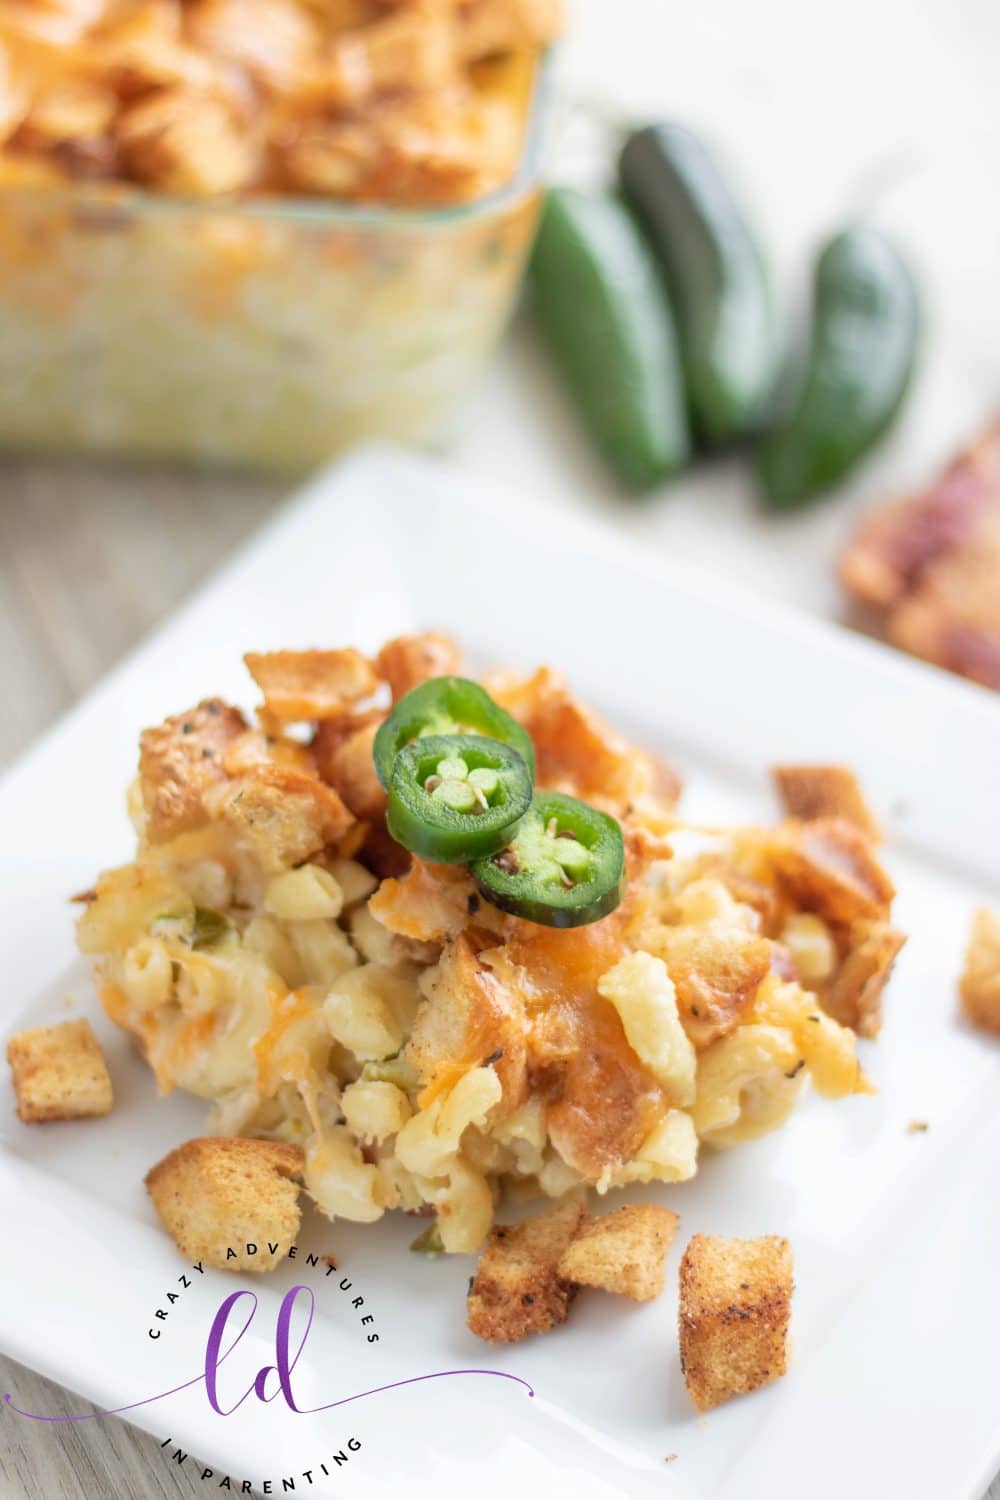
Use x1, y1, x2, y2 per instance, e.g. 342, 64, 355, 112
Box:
756, 225, 920, 510
386, 735, 532, 863
470, 790, 626, 928
374, 677, 535, 791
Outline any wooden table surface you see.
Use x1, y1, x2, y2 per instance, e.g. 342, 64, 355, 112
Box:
1, 464, 997, 1500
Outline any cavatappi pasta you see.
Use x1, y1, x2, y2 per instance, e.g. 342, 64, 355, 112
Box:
77, 636, 904, 1253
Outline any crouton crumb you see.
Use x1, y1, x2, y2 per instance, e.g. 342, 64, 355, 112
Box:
678, 1234, 793, 1412
558, 1203, 679, 1302
7, 1019, 112, 1123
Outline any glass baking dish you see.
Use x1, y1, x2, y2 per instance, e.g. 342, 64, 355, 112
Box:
0, 56, 551, 472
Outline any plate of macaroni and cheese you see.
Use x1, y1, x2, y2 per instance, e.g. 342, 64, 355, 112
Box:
2, 449, 999, 1499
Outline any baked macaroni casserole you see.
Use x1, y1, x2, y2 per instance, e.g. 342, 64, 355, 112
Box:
0, 0, 559, 204
77, 635, 904, 1254
0, 3, 558, 467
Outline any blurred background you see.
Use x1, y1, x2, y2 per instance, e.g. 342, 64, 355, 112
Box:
1, 2, 999, 1496
3, 0, 999, 771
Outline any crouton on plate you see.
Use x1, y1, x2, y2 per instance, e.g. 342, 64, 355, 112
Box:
959, 906, 1000, 1034
558, 1203, 679, 1302
7, 1018, 113, 1123
678, 1233, 793, 1412
467, 1195, 585, 1343
145, 1137, 306, 1272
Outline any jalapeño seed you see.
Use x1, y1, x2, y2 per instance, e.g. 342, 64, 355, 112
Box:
436, 756, 469, 782
552, 837, 591, 876
432, 779, 478, 813
468, 767, 499, 797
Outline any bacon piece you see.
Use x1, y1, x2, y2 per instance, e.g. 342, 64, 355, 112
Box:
886, 516, 1000, 690
841, 417, 1000, 609
840, 417, 1000, 689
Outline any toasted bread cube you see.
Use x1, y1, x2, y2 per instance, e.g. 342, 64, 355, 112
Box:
678, 1234, 793, 1412
558, 1203, 678, 1302
825, 919, 906, 1038
146, 1138, 305, 1272
244, 649, 377, 722
959, 907, 1000, 1034
138, 698, 248, 843
772, 765, 881, 843
769, 817, 894, 926
467, 1196, 585, 1343
213, 763, 354, 872
374, 632, 462, 702
313, 713, 387, 822
7, 1019, 112, 1123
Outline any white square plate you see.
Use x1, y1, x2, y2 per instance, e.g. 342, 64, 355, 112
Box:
2, 447, 999, 1500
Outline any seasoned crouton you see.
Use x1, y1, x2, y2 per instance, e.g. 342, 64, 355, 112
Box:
772, 765, 881, 843
313, 712, 387, 822
661, 925, 773, 1048
558, 1203, 678, 1302
487, 666, 681, 814
769, 818, 894, 926
220, 728, 316, 777
244, 648, 377, 721
678, 1234, 793, 1412
959, 906, 1000, 1034
406, 933, 527, 1113
7, 1018, 113, 1123
467, 1195, 585, 1343
138, 698, 248, 843
145, 1137, 305, 1272
374, 632, 462, 701
212, 763, 354, 872
824, 919, 906, 1038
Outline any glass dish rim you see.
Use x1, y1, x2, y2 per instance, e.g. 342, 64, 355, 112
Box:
0, 51, 553, 234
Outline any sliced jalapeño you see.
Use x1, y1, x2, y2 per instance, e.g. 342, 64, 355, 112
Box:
470, 790, 626, 928
386, 734, 532, 863
374, 676, 535, 791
